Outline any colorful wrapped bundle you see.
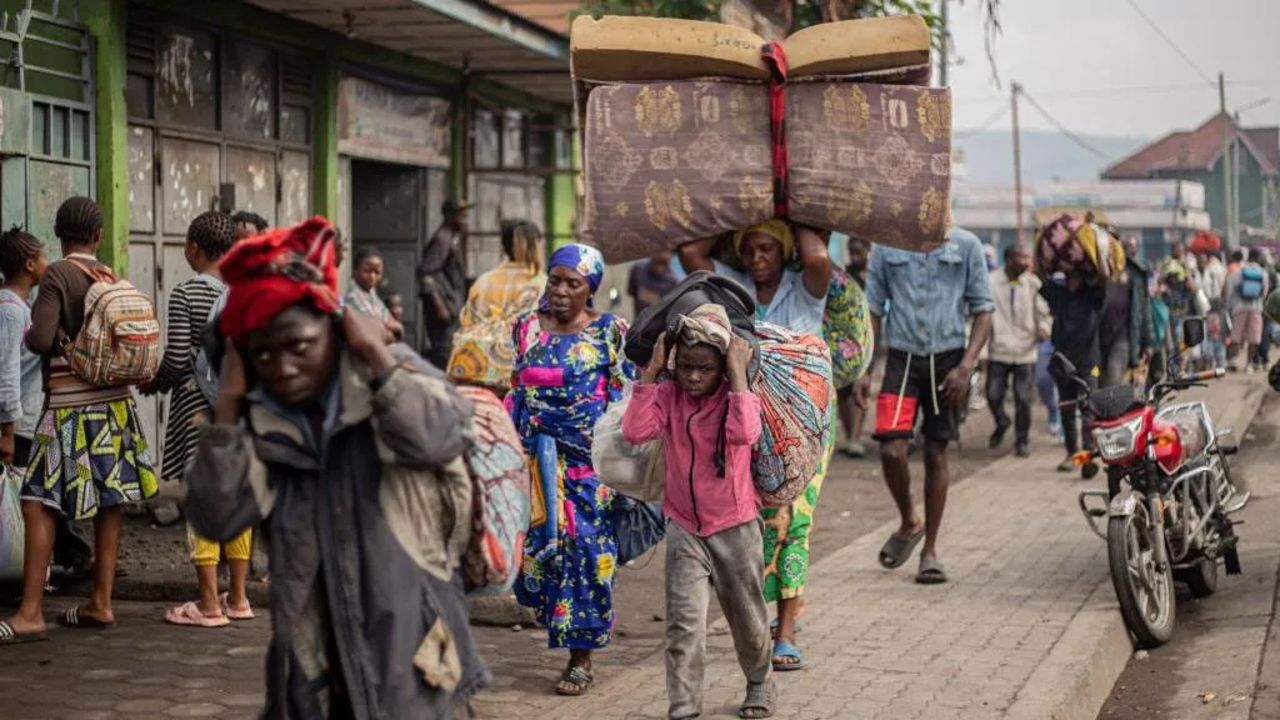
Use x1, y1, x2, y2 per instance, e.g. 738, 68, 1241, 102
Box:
824, 268, 875, 389
748, 322, 834, 507
1035, 213, 1126, 280
457, 386, 532, 595
581, 80, 951, 263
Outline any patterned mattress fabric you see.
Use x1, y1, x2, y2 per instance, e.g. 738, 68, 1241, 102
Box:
748, 322, 835, 507
580, 79, 951, 263
457, 386, 532, 596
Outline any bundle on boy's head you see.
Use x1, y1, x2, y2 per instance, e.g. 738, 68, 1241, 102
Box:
218, 215, 340, 342
673, 304, 733, 354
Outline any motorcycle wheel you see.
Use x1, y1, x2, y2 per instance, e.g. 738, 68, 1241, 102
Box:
1108, 502, 1176, 648
1178, 556, 1218, 598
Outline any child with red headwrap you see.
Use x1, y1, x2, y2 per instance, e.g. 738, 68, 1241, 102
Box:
185, 216, 487, 718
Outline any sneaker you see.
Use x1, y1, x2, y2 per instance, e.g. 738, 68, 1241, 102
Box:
1015, 444, 1031, 458
1046, 420, 1063, 438
1056, 456, 1075, 473
839, 441, 868, 459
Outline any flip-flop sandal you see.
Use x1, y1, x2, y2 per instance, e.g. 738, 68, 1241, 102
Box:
554, 664, 594, 696
163, 602, 230, 628
915, 557, 948, 585
0, 620, 47, 645
739, 680, 777, 719
772, 640, 804, 672
58, 606, 116, 630
878, 529, 925, 569
219, 593, 256, 621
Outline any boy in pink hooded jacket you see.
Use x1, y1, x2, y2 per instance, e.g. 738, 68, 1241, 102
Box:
622, 303, 775, 719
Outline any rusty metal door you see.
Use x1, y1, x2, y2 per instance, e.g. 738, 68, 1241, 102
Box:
351, 160, 427, 351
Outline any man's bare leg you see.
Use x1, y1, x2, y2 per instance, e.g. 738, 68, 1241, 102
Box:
881, 438, 923, 537
922, 440, 950, 561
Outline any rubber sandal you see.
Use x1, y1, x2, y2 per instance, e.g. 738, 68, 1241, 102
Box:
772, 640, 804, 672
58, 606, 116, 630
163, 602, 230, 628
554, 664, 594, 696
0, 620, 47, 645
878, 529, 925, 569
915, 557, 948, 585
740, 680, 777, 718
219, 593, 256, 621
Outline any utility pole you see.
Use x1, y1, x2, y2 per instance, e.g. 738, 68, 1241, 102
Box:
1012, 81, 1024, 245
939, 0, 949, 87
1220, 72, 1235, 248
1173, 143, 1187, 249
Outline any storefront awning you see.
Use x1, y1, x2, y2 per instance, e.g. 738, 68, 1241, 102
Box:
247, 0, 572, 104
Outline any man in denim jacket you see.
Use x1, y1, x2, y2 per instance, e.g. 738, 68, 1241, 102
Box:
866, 227, 994, 584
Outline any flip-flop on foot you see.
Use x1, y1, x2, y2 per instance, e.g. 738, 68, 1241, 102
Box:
219, 593, 256, 621
0, 619, 47, 645
59, 606, 116, 630
878, 529, 925, 569
164, 601, 230, 628
915, 557, 948, 585
772, 640, 804, 672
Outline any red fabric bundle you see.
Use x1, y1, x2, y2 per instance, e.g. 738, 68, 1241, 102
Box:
218, 216, 341, 340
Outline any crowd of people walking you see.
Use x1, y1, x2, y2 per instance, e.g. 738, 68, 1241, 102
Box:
0, 193, 1276, 719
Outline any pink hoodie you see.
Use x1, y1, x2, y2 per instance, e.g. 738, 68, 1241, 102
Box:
621, 381, 763, 538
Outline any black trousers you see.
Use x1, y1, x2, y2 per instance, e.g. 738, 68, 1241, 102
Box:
986, 361, 1034, 446
1056, 373, 1098, 455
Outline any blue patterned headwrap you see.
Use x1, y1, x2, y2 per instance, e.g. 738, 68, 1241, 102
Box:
546, 243, 605, 306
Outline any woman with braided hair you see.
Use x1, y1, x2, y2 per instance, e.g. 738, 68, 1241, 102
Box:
141, 211, 254, 628
2, 197, 158, 643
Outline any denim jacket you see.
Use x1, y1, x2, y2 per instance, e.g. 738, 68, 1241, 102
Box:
866, 228, 995, 356
0, 288, 43, 439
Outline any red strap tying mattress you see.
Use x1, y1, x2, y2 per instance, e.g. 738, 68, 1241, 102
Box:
761, 41, 789, 219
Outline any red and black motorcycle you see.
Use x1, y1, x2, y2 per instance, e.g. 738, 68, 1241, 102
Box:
1056, 320, 1248, 648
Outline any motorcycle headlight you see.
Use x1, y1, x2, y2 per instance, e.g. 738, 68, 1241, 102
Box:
1094, 416, 1145, 461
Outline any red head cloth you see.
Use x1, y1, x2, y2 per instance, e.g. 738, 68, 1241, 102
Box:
218, 215, 341, 341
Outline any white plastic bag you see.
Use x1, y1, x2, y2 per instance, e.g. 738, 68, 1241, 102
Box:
592, 385, 664, 501
0, 465, 24, 580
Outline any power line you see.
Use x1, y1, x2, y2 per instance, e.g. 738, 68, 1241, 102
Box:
957, 81, 1228, 106
1018, 89, 1113, 160
956, 105, 1008, 137
1123, 0, 1216, 87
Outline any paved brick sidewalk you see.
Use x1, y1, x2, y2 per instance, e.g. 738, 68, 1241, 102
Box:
497, 377, 1266, 720
0, 601, 266, 719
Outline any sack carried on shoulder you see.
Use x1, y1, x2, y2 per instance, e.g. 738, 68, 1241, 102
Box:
457, 386, 532, 595
748, 323, 834, 507
591, 384, 664, 501
63, 259, 161, 386
824, 268, 874, 390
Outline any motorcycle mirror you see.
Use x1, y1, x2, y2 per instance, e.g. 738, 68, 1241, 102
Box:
1049, 352, 1077, 383
1182, 316, 1205, 348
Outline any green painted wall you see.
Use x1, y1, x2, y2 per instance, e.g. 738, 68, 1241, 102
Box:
82, 0, 128, 274
546, 115, 580, 250
1165, 153, 1274, 240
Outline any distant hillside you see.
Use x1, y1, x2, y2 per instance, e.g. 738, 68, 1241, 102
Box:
955, 129, 1149, 185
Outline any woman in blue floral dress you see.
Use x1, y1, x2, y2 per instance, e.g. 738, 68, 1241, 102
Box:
508, 243, 634, 696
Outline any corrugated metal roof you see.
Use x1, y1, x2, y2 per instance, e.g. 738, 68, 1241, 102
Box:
1104, 113, 1279, 180
489, 0, 578, 34
247, 0, 572, 104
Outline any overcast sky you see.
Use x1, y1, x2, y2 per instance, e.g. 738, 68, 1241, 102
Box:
945, 0, 1280, 141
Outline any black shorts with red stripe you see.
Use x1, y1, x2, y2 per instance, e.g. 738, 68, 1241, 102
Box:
873, 348, 966, 443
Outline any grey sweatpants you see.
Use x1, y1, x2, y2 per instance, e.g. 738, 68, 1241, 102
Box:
666, 519, 772, 719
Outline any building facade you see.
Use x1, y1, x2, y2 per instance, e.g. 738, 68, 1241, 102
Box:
0, 0, 579, 458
